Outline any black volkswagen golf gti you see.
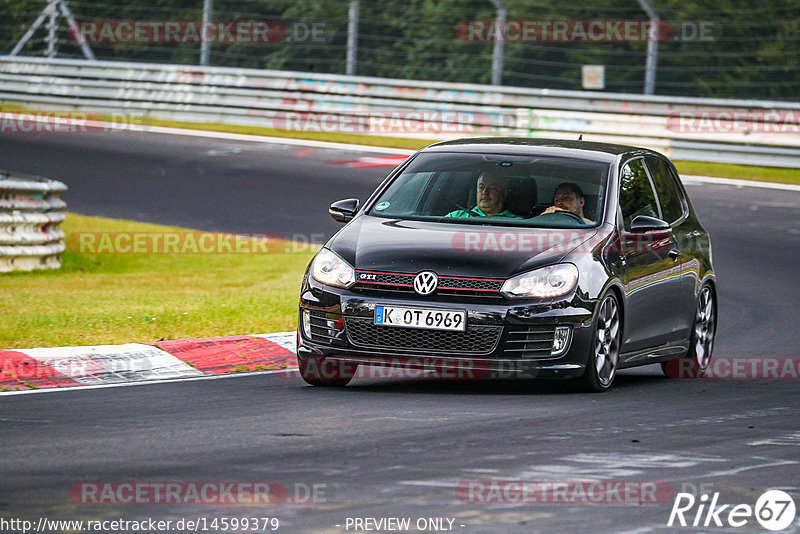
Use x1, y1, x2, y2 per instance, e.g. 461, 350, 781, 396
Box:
297, 138, 716, 391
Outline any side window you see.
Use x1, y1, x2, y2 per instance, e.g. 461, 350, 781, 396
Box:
371, 172, 433, 216
645, 157, 686, 224
619, 159, 659, 230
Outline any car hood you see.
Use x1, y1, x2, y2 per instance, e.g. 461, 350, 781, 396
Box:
327, 215, 599, 278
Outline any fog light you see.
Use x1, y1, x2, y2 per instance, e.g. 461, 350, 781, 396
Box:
551, 326, 571, 356
325, 317, 344, 338
302, 309, 312, 339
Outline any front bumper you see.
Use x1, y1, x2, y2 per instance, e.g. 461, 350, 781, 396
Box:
298, 278, 598, 380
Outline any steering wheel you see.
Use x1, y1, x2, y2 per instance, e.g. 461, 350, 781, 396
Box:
532, 210, 589, 225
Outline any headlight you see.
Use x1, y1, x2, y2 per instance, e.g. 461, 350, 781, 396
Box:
501, 264, 579, 298
311, 248, 355, 288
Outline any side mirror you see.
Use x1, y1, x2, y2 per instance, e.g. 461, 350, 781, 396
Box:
629, 215, 670, 232
329, 198, 360, 223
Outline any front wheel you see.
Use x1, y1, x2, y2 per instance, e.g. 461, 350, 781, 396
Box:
662, 284, 716, 378
297, 355, 357, 387
575, 293, 621, 392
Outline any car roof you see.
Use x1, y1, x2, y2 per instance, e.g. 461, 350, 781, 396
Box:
421, 137, 658, 163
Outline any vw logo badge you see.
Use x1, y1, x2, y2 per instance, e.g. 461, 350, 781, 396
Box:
413, 271, 438, 295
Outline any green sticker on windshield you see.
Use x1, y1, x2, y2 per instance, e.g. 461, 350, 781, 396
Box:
375, 202, 390, 210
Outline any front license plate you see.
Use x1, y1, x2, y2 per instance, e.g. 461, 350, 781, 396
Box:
374, 305, 466, 332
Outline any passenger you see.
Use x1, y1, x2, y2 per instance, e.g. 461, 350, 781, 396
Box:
541, 182, 594, 224
445, 171, 522, 218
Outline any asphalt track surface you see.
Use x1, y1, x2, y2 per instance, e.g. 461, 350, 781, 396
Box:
1, 130, 799, 533
0, 130, 387, 239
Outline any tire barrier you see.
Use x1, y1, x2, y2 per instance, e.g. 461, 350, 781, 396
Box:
0, 171, 67, 272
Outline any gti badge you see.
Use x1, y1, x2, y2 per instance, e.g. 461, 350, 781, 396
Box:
413, 271, 438, 295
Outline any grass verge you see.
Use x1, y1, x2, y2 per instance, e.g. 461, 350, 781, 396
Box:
673, 161, 800, 185
146, 117, 435, 151
0, 213, 315, 349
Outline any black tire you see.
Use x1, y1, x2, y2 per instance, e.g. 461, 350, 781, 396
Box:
662, 284, 716, 378
575, 292, 622, 392
297, 355, 357, 387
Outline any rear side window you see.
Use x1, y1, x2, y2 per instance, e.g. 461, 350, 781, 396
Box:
645, 157, 686, 224
619, 159, 659, 230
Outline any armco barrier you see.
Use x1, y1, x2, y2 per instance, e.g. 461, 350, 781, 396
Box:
0, 56, 799, 167
0, 171, 67, 272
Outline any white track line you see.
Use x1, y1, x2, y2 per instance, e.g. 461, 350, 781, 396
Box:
143, 124, 417, 154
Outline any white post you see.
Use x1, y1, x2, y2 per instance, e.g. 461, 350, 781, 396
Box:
46, 5, 57, 57
489, 0, 506, 86
636, 0, 659, 95
346, 0, 360, 76
200, 0, 213, 65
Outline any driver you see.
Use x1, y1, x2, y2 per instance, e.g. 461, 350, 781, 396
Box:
541, 182, 594, 224
445, 171, 522, 218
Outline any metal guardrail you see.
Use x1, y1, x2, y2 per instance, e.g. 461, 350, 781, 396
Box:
1, 56, 799, 167
0, 171, 67, 272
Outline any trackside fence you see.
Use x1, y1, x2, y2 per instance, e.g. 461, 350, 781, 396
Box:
1, 56, 799, 167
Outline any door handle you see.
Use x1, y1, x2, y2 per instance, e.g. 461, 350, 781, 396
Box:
668, 249, 680, 261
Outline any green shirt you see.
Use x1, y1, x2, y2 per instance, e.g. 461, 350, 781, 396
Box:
444, 206, 522, 218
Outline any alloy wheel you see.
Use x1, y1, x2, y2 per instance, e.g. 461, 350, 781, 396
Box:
692, 286, 715, 372
594, 295, 621, 387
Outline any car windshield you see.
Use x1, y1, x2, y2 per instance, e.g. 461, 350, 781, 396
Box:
368, 152, 610, 228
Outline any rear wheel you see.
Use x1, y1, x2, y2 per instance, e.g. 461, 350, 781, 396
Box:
297, 355, 357, 387
576, 293, 621, 392
662, 284, 716, 378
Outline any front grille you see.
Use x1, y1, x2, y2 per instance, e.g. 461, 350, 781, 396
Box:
353, 284, 503, 299
354, 271, 504, 295
358, 272, 415, 286
503, 325, 559, 358
345, 317, 502, 355
439, 277, 504, 291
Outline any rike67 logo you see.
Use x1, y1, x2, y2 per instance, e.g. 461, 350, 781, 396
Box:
668, 490, 796, 531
